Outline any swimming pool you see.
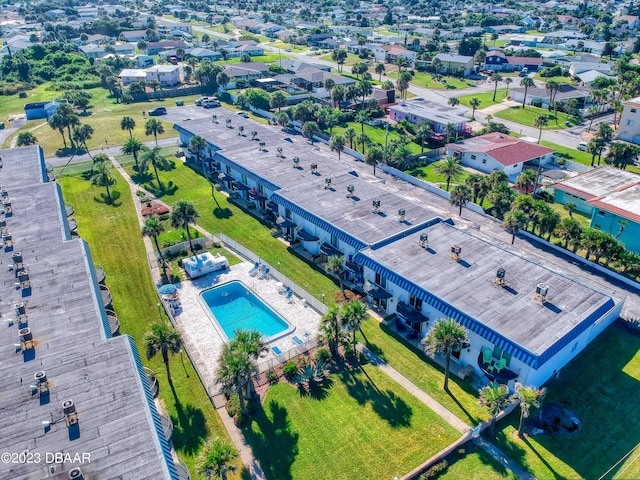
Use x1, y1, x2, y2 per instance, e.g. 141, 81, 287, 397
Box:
200, 281, 289, 340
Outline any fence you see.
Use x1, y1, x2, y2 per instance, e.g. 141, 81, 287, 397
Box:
144, 85, 204, 100
257, 338, 319, 374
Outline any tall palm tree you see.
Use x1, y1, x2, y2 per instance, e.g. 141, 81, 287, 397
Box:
326, 255, 345, 291
520, 77, 535, 108
445, 122, 458, 143
49, 113, 68, 148
197, 438, 238, 480
364, 145, 384, 176
469, 97, 481, 120
91, 161, 115, 202
478, 381, 515, 436
422, 318, 468, 391
145, 118, 164, 145
122, 137, 144, 171
514, 383, 546, 437
320, 305, 342, 356
375, 62, 386, 82
355, 110, 369, 133
142, 216, 166, 260
515, 169, 538, 194
120, 116, 136, 138
73, 123, 94, 159
344, 127, 356, 150
330, 134, 345, 161
434, 157, 463, 191
189, 135, 208, 172
490, 73, 503, 102
356, 132, 369, 154
170, 200, 200, 253
140, 146, 165, 186
449, 184, 472, 216
216, 345, 256, 416
534, 115, 548, 143
143, 321, 182, 383
504, 77, 513, 96
232, 329, 266, 399
341, 299, 368, 348
545, 80, 559, 112
586, 105, 599, 131
503, 209, 528, 244
555, 217, 582, 250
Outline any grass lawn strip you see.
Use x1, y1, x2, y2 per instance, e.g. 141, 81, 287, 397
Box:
458, 89, 508, 109
494, 105, 580, 129
57, 171, 244, 479
247, 365, 460, 480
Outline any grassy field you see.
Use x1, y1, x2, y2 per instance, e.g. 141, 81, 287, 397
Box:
246, 365, 460, 480
267, 41, 308, 53
494, 105, 581, 129
387, 70, 475, 90
56, 171, 243, 479
533, 74, 576, 85
539, 140, 593, 166
329, 121, 424, 155
458, 89, 509, 109
214, 53, 288, 65
0, 83, 60, 120
410, 159, 471, 188
440, 444, 518, 479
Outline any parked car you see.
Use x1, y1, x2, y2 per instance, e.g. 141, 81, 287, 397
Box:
195, 97, 208, 106
577, 142, 588, 151
236, 111, 249, 118
203, 99, 220, 108
147, 107, 167, 116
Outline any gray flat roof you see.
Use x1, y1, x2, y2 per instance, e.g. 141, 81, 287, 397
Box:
361, 222, 613, 355
554, 165, 639, 199
390, 100, 468, 125
0, 146, 172, 480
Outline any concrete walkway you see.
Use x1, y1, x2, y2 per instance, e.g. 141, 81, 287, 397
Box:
474, 437, 536, 480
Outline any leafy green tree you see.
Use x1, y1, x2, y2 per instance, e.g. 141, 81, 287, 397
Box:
434, 157, 463, 191
356, 132, 369, 154
16, 132, 37, 146
143, 321, 182, 383
448, 97, 460, 107
469, 97, 481, 120
270, 90, 287, 112
120, 116, 136, 138
421, 318, 469, 391
487, 182, 517, 218
301, 121, 319, 145
320, 305, 343, 356
170, 200, 200, 253
364, 145, 384, 176
534, 115, 548, 143
503, 209, 528, 244
344, 127, 356, 149
216, 345, 255, 416
555, 217, 583, 250
48, 113, 68, 148
514, 383, 546, 437
478, 382, 515, 436
142, 216, 165, 260
449, 184, 472, 216
145, 118, 164, 145
189, 135, 208, 171
197, 437, 238, 480
515, 169, 538, 194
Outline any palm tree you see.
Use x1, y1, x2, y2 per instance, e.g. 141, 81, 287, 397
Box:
587, 105, 599, 131
364, 145, 384, 176
449, 184, 472, 216
478, 381, 515, 436
140, 146, 165, 186
490, 73, 503, 102
503, 209, 528, 244
355, 110, 369, 133
555, 217, 582, 249
515, 169, 538, 194
504, 77, 513, 96
49, 113, 68, 148
469, 97, 481, 120
445, 122, 458, 143
563, 202, 577, 218
448, 97, 460, 107
189, 135, 208, 172
301, 121, 319, 145
341, 299, 368, 349
197, 438, 238, 480
434, 157, 463, 191
587, 138, 600, 166
145, 118, 164, 145
356, 132, 369, 154
122, 137, 144, 171
142, 216, 166, 260
73, 123, 94, 159
545, 80, 559, 112
143, 321, 181, 383
232, 329, 266, 399
216, 345, 256, 416
171, 199, 200, 252
326, 255, 345, 291
330, 134, 345, 161
91, 161, 115, 202
375, 62, 386, 82
421, 318, 468, 391
534, 115, 548, 143
344, 127, 356, 150
520, 77, 535, 108
120, 116, 136, 138
320, 305, 343, 356
514, 383, 546, 437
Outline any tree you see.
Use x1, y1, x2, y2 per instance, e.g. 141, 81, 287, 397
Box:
520, 77, 535, 108
331, 48, 348, 73
488, 182, 517, 218
375, 62, 386, 82
534, 115, 548, 143
331, 85, 345, 109
326, 255, 345, 291
355, 110, 369, 134
490, 73, 503, 102
365, 145, 384, 176
142, 216, 165, 260
504, 77, 513, 96
356, 132, 369, 154
145, 118, 164, 145
434, 157, 463, 191
587, 138, 600, 166
91, 160, 115, 202
341, 299, 368, 349
539, 210, 561, 241
324, 78, 335, 96
449, 184, 472, 216
421, 318, 469, 391
469, 97, 481, 120
141, 146, 165, 186
478, 382, 514, 436
330, 134, 345, 161
545, 80, 559, 112
73, 123, 94, 160
49, 113, 68, 148
515, 169, 538, 194
445, 122, 458, 143
143, 321, 181, 383
171, 200, 200, 253
503, 209, 528, 244
302, 121, 319, 145
197, 437, 238, 480
216, 71, 230, 90
555, 217, 583, 250
120, 116, 136, 138
216, 345, 255, 416
320, 305, 343, 356
122, 137, 144, 171
448, 97, 460, 107
270, 90, 287, 112
344, 127, 356, 150
514, 383, 546, 437
189, 135, 208, 171
16, 132, 37, 146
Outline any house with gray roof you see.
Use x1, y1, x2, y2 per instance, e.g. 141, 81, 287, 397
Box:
433, 53, 475, 77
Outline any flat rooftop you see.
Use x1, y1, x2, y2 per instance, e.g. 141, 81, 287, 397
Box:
390, 100, 468, 125
358, 222, 615, 357
0, 146, 174, 480
589, 183, 640, 222
554, 166, 640, 199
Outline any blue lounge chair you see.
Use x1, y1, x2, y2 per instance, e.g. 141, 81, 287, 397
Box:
272, 346, 282, 355
249, 262, 260, 276
292, 335, 303, 345
260, 267, 270, 279
284, 288, 293, 302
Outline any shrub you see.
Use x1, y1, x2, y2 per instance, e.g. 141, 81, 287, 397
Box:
315, 348, 331, 363
421, 460, 448, 479
266, 369, 279, 384
282, 360, 299, 379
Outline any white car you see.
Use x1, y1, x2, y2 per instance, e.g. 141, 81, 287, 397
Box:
577, 142, 588, 151
236, 111, 249, 118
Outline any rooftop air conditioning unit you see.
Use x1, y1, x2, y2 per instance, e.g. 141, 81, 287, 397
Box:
34, 371, 47, 384
535, 283, 549, 301
12, 252, 23, 266
277, 146, 283, 157
398, 208, 406, 222
19, 328, 32, 342
419, 233, 429, 248
372, 199, 381, 214
0, 189, 8, 197
63, 399, 75, 415
310, 163, 318, 174
324, 177, 332, 189
346, 185, 354, 197
15, 302, 26, 317
68, 466, 84, 480
293, 157, 300, 168
450, 244, 462, 260
495, 267, 506, 286
2, 232, 11, 246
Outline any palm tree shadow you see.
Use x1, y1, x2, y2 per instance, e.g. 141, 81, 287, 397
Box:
131, 171, 154, 184
158, 159, 176, 171
168, 382, 208, 455
522, 435, 563, 479
146, 181, 178, 198
243, 400, 299, 480
93, 191, 122, 206
298, 377, 334, 401
447, 389, 477, 425
213, 207, 233, 219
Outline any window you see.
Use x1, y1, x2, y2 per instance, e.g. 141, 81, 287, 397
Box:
225, 165, 232, 174
241, 174, 247, 184
597, 210, 605, 216
409, 294, 423, 311
330, 234, 339, 249
631, 108, 637, 113
482, 158, 487, 164
285, 208, 292, 219
375, 272, 386, 289
470, 154, 477, 160
492, 346, 511, 366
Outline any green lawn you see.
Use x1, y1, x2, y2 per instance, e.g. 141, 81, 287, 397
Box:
56, 171, 243, 479
245, 365, 460, 480
533, 74, 576, 85
387, 71, 475, 90
492, 323, 640, 480
358, 319, 487, 424
439, 444, 518, 479
0, 83, 60, 120
458, 89, 508, 109
494, 105, 581, 129
539, 140, 593, 166
267, 41, 308, 53
410, 159, 471, 189
329, 122, 424, 155
120, 156, 340, 302
214, 53, 288, 65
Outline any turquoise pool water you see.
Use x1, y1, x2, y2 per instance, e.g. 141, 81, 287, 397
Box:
200, 281, 288, 340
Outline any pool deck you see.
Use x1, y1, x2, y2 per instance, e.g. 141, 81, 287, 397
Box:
172, 260, 323, 394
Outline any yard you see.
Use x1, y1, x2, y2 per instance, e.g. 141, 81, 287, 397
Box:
267, 41, 308, 53
328, 121, 424, 155
214, 53, 288, 65
245, 364, 460, 480
410, 158, 471, 189
494, 105, 581, 130
56, 170, 244, 479
386, 70, 475, 90
457, 89, 509, 109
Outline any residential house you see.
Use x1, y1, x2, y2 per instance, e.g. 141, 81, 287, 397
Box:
80, 44, 108, 59
433, 53, 474, 77
24, 100, 63, 120
261, 23, 285, 37
319, 38, 339, 50
161, 47, 221, 61
113, 44, 136, 55
119, 30, 147, 42
291, 68, 355, 96
145, 40, 188, 55
145, 65, 181, 87
157, 20, 193, 35
484, 51, 543, 72
617, 96, 640, 143
382, 44, 416, 65
614, 15, 639, 30
446, 132, 556, 176
362, 43, 387, 62
576, 70, 617, 88
308, 33, 333, 46
119, 68, 148, 86
553, 167, 640, 252
569, 61, 614, 77
389, 100, 469, 136
223, 63, 270, 88
484, 24, 526, 34
279, 59, 332, 73
135, 55, 156, 68
509, 84, 590, 109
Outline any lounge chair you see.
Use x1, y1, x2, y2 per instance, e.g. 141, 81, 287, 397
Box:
494, 358, 507, 373
284, 288, 293, 302
482, 348, 493, 364
292, 335, 303, 345
272, 346, 282, 355
249, 262, 260, 276
259, 267, 270, 279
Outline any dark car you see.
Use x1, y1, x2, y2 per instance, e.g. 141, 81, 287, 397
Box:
148, 107, 167, 116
